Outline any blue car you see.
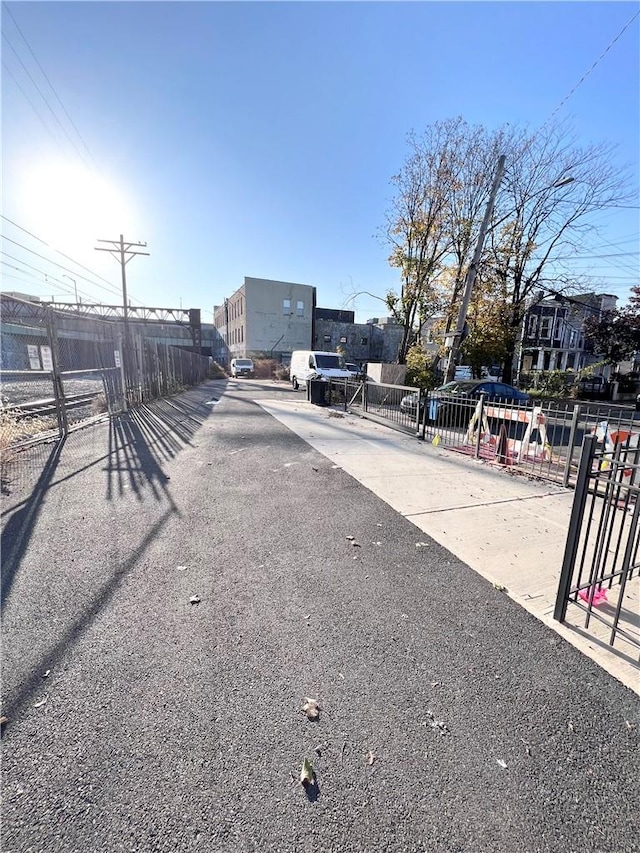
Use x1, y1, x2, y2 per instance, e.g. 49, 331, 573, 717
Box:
400, 380, 530, 423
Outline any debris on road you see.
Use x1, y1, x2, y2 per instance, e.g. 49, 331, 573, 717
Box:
341, 741, 347, 764
43, 670, 51, 678
177, 566, 187, 572
300, 758, 314, 788
189, 595, 201, 605
351, 541, 361, 548
301, 697, 320, 721
415, 542, 430, 548
493, 583, 508, 592
0, 716, 8, 727
314, 745, 322, 756
34, 698, 47, 709
496, 758, 508, 769
366, 749, 376, 765
424, 710, 450, 735
346, 535, 355, 541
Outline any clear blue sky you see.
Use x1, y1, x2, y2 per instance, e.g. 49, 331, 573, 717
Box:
2, 1, 639, 324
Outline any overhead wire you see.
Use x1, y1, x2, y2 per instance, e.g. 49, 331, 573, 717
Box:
2, 2, 103, 177
540, 8, 640, 130
0, 218, 148, 307
1, 235, 125, 300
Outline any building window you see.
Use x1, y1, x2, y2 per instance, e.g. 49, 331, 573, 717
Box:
323, 334, 331, 343
360, 336, 368, 346
283, 299, 291, 315
527, 315, 538, 337
296, 300, 304, 317
340, 336, 347, 344
567, 353, 576, 369
540, 317, 551, 339
569, 330, 577, 348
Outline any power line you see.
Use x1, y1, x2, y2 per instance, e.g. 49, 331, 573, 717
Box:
1, 236, 124, 300
542, 8, 640, 128
2, 2, 103, 177
1, 32, 92, 171
1, 255, 93, 301
0, 216, 145, 304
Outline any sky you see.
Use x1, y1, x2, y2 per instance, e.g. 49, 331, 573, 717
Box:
2, 0, 639, 326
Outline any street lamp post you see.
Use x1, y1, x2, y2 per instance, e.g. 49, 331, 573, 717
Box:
62, 274, 79, 306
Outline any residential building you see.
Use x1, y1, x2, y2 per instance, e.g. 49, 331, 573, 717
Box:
519, 292, 617, 376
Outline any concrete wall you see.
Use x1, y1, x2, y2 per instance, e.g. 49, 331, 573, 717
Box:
244, 278, 314, 356
313, 319, 404, 365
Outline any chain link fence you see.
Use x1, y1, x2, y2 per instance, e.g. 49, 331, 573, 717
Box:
1, 295, 210, 455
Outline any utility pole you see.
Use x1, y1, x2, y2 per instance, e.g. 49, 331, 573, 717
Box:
95, 234, 149, 398
444, 155, 506, 383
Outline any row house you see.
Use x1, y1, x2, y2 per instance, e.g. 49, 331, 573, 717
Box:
519, 292, 617, 375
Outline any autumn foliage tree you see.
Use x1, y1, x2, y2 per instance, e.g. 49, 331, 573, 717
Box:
381, 118, 633, 376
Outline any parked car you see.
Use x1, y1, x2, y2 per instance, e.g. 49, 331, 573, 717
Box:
231, 358, 254, 378
345, 363, 366, 380
400, 380, 530, 422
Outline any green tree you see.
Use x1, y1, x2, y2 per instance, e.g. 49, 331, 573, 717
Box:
584, 307, 640, 365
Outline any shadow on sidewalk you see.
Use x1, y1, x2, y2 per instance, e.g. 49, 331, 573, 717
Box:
1, 437, 66, 613
1, 507, 175, 727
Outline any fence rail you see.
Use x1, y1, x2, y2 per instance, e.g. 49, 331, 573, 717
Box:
331, 378, 640, 488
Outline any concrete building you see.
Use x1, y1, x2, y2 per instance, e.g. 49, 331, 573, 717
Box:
313, 312, 405, 366
519, 292, 617, 376
213, 277, 316, 363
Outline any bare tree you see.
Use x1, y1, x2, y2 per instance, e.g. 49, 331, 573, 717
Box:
484, 121, 633, 383
381, 120, 462, 362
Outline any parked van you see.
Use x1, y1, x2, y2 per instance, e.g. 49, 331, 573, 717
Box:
230, 358, 254, 378
290, 350, 352, 390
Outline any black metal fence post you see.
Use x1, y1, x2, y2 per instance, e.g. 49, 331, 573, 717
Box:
474, 394, 485, 460
420, 391, 428, 441
562, 403, 581, 488
554, 434, 597, 622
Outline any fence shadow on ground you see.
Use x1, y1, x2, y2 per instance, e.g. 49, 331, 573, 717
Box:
105, 395, 210, 502
1, 438, 66, 613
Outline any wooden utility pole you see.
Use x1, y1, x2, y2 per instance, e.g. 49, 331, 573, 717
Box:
444, 155, 506, 383
95, 235, 149, 396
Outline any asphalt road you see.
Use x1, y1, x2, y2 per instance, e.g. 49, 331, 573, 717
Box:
2, 379, 639, 853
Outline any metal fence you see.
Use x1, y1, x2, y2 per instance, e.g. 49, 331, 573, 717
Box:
1, 295, 210, 451
554, 434, 640, 656
332, 378, 640, 488
327, 378, 422, 433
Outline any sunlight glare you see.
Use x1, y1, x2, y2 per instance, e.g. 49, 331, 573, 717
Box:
23, 161, 135, 254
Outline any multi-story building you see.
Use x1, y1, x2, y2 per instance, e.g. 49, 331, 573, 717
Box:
213, 278, 407, 366
314, 311, 405, 365
213, 277, 316, 363
519, 292, 617, 375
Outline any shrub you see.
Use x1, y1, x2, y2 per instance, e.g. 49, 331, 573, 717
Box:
208, 360, 227, 379
404, 343, 439, 390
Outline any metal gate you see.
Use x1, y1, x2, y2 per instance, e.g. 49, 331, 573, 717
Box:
554, 434, 640, 658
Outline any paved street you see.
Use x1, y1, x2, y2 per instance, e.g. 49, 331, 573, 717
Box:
2, 380, 639, 853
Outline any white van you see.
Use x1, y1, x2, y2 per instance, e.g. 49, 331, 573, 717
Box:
230, 358, 254, 378
290, 350, 352, 390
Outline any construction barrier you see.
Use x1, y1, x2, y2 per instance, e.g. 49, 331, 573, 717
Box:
466, 401, 551, 464
591, 421, 640, 484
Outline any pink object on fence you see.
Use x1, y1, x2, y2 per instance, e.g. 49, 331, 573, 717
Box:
578, 586, 608, 606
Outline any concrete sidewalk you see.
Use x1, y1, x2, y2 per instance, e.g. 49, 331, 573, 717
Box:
258, 397, 640, 695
